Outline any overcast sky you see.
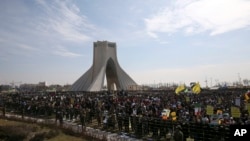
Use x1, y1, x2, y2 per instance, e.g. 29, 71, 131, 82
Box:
0, 0, 250, 87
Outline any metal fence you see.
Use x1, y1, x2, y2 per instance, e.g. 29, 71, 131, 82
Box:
0, 111, 232, 141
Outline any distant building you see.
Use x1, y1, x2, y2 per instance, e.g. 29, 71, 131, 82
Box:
0, 85, 12, 92
19, 81, 47, 92
127, 85, 142, 91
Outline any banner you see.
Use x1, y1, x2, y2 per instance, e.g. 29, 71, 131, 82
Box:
235, 97, 241, 107
231, 106, 241, 118
162, 109, 170, 120
70, 98, 74, 104
218, 98, 222, 104
186, 137, 195, 141
206, 105, 213, 115
247, 103, 250, 113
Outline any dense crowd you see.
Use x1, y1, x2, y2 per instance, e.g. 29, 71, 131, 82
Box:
1, 88, 250, 140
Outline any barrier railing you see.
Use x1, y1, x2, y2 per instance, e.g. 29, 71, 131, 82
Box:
1, 111, 232, 141
0, 113, 143, 141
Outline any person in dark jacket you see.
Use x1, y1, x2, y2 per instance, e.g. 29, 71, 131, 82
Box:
174, 125, 183, 141
117, 112, 123, 131
79, 108, 86, 131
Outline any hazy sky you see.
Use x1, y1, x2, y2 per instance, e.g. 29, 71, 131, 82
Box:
0, 0, 250, 87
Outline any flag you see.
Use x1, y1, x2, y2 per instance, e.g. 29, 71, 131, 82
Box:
245, 92, 249, 101
192, 82, 201, 94
175, 84, 186, 95
194, 103, 201, 115
170, 111, 177, 121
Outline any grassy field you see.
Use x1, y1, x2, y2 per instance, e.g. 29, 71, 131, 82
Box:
0, 119, 87, 141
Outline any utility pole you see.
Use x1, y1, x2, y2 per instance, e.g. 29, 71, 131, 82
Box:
205, 77, 208, 88
238, 73, 242, 85
210, 77, 213, 87
10, 81, 22, 88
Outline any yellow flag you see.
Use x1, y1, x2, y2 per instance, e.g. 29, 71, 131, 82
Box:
171, 112, 177, 121
175, 85, 186, 94
245, 93, 249, 101
192, 82, 201, 94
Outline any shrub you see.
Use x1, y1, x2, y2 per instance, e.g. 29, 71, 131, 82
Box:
29, 132, 46, 141
0, 126, 28, 141
45, 129, 59, 139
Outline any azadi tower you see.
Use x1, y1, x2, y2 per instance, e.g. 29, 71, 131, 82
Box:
70, 41, 137, 91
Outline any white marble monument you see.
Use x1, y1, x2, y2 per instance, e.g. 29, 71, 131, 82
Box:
70, 41, 137, 91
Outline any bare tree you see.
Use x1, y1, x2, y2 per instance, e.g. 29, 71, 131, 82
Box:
243, 79, 250, 86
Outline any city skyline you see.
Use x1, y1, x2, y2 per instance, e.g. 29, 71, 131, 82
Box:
1, 0, 250, 87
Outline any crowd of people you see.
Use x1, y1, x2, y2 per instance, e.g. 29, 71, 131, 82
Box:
0, 88, 250, 140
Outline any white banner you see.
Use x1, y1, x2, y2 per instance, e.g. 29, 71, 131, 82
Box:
235, 97, 241, 107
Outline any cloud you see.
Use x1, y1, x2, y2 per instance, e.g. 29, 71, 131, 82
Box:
145, 0, 250, 37
147, 31, 158, 38
0, 0, 95, 59
53, 46, 82, 58
35, 0, 94, 42
17, 44, 38, 51
0, 38, 6, 43
0, 39, 40, 58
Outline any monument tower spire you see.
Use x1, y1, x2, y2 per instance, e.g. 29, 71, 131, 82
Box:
70, 41, 137, 91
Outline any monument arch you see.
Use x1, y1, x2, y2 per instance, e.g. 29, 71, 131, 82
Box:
70, 41, 137, 91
